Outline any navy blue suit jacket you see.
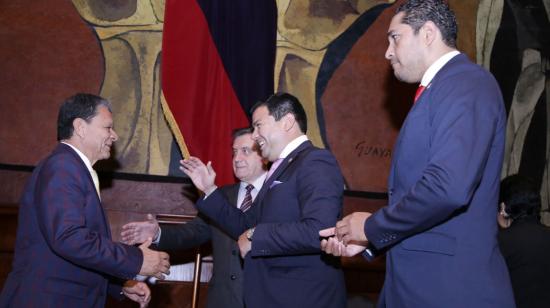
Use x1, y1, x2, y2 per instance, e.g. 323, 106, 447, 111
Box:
197, 141, 346, 308
0, 144, 142, 308
364, 54, 515, 307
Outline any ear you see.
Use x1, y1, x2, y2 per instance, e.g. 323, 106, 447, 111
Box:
282, 113, 296, 132
421, 21, 438, 46
72, 118, 86, 139
499, 202, 509, 217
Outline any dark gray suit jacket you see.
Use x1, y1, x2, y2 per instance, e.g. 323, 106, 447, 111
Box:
158, 184, 244, 308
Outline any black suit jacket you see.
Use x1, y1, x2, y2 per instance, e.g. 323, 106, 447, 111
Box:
158, 184, 244, 308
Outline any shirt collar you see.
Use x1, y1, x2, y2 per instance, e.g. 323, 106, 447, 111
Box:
279, 135, 308, 159
241, 172, 268, 191
61, 142, 95, 175
420, 50, 460, 87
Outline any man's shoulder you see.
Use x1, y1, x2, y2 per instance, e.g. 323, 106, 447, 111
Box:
220, 183, 240, 192
32, 145, 90, 186
219, 183, 240, 203
438, 54, 494, 84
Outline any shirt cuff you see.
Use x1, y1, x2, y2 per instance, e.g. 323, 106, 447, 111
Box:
152, 227, 161, 244
203, 186, 218, 199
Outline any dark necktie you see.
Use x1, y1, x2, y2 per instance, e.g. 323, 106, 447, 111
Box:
240, 184, 254, 212
414, 85, 426, 103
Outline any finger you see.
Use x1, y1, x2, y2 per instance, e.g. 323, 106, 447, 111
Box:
342, 234, 351, 246
335, 227, 345, 241
335, 219, 345, 228
322, 238, 334, 255
139, 237, 152, 249
320, 239, 327, 250
326, 238, 340, 256
185, 157, 199, 168
144, 292, 151, 306
319, 227, 335, 237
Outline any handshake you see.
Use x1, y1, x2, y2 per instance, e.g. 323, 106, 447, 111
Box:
121, 214, 170, 279
319, 212, 372, 257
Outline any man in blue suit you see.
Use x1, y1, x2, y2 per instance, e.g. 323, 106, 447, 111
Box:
320, 1, 516, 307
180, 93, 346, 307
0, 93, 170, 307
119, 127, 268, 308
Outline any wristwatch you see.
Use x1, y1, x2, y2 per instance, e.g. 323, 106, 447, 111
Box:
246, 227, 255, 241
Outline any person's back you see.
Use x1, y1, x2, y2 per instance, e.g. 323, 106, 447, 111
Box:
498, 174, 550, 308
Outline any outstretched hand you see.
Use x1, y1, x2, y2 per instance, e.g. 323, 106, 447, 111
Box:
179, 157, 217, 194
121, 214, 160, 245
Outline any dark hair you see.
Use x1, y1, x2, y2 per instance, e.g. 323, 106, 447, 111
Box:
499, 174, 541, 221
250, 92, 307, 133
397, 0, 458, 48
57, 93, 112, 141
232, 127, 253, 142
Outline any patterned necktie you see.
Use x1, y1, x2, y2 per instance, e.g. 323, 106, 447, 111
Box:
240, 184, 254, 212
91, 169, 101, 199
414, 85, 426, 103
266, 158, 283, 181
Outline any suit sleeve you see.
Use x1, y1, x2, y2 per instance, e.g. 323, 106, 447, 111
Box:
196, 190, 258, 239
35, 157, 142, 280
107, 281, 125, 300
251, 150, 344, 256
157, 214, 212, 250
364, 70, 505, 250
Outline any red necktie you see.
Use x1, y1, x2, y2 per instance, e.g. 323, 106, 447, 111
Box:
414, 85, 426, 103
240, 184, 254, 212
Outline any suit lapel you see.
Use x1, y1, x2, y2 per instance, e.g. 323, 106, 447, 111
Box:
254, 141, 313, 206
222, 183, 240, 208
59, 143, 111, 237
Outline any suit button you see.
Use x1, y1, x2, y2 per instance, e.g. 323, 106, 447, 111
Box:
232, 250, 237, 256
230, 275, 236, 280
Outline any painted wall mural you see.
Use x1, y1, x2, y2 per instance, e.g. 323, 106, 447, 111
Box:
72, 0, 173, 175
1, 0, 548, 210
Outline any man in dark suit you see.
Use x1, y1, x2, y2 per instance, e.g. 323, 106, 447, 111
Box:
320, 1, 516, 307
0, 93, 170, 308
119, 127, 268, 308
498, 174, 550, 308
180, 93, 346, 308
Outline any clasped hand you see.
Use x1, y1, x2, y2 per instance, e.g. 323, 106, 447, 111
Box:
319, 212, 372, 257
120, 214, 169, 279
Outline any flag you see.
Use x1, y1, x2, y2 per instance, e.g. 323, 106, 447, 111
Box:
161, 0, 277, 185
